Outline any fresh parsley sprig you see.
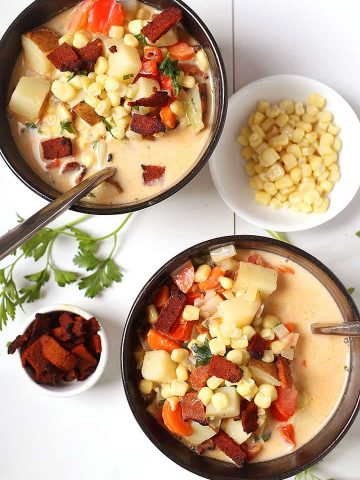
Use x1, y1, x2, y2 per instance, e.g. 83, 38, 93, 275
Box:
159, 53, 181, 95
191, 338, 212, 367
0, 213, 132, 330
60, 121, 75, 135
294, 466, 333, 480
135, 34, 148, 47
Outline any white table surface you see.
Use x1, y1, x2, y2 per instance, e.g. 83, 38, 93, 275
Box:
0, 1, 359, 479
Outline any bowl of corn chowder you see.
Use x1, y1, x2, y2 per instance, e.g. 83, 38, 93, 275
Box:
0, 0, 227, 214
121, 235, 360, 479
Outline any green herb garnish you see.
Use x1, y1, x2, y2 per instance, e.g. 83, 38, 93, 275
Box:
191, 338, 212, 367
135, 34, 149, 47
0, 213, 132, 330
356, 231, 360, 237
132, 106, 140, 111
265, 230, 291, 244
159, 53, 181, 95
60, 121, 75, 135
294, 466, 333, 480
25, 122, 38, 130
101, 117, 115, 138
123, 73, 134, 80
348, 287, 355, 295
67, 73, 76, 82
261, 432, 271, 442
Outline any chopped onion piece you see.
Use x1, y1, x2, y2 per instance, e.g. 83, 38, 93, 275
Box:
210, 244, 237, 263
281, 347, 295, 361
200, 294, 222, 317
283, 333, 299, 349
204, 289, 216, 301
194, 297, 205, 308
274, 323, 290, 339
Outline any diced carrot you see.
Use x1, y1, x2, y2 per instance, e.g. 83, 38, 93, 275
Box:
169, 320, 194, 341
147, 329, 180, 353
160, 105, 176, 129
168, 41, 195, 61
144, 46, 163, 63
284, 322, 296, 333
242, 442, 262, 460
88, 0, 124, 34
68, 0, 97, 31
278, 424, 296, 447
154, 285, 170, 310
274, 386, 298, 419
162, 399, 192, 436
198, 266, 224, 291
140, 60, 158, 76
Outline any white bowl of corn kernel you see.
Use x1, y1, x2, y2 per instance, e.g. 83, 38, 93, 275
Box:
210, 74, 360, 231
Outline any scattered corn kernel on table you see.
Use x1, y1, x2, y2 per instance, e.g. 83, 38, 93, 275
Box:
0, 1, 359, 479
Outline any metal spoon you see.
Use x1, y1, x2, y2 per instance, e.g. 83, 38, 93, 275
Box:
311, 322, 360, 336
0, 167, 116, 262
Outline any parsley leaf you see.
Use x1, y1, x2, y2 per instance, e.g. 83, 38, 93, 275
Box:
78, 258, 122, 298
348, 287, 355, 295
135, 34, 148, 47
60, 121, 75, 134
53, 269, 78, 287
73, 250, 101, 271
21, 229, 57, 261
20, 268, 50, 303
159, 53, 181, 95
123, 73, 134, 80
101, 117, 115, 137
191, 338, 212, 367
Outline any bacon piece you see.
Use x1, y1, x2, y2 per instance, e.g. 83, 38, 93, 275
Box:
73, 316, 86, 337
40, 334, 77, 371
78, 38, 103, 71
58, 312, 74, 329
89, 334, 102, 354
141, 6, 183, 43
47, 42, 82, 72
189, 364, 211, 390
27, 313, 55, 347
62, 161, 81, 173
195, 438, 215, 455
7, 333, 29, 354
241, 401, 259, 434
73, 101, 101, 126
181, 392, 207, 425
76, 165, 87, 184
22, 338, 64, 385
109, 45, 117, 53
85, 317, 101, 336
72, 344, 97, 380
52, 326, 74, 343
129, 90, 170, 108
42, 137, 72, 160
276, 356, 293, 389
154, 285, 187, 334
242, 442, 262, 461
209, 355, 242, 383
247, 333, 268, 360
142, 164, 165, 185
213, 430, 247, 467
130, 113, 166, 135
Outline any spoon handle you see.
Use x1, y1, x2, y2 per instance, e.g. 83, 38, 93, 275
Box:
311, 322, 360, 336
0, 167, 116, 262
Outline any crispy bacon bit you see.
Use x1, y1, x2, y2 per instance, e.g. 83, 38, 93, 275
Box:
241, 401, 259, 434
130, 113, 166, 136
129, 90, 170, 108
276, 357, 293, 389
181, 392, 207, 425
42, 137, 72, 160
78, 38, 103, 71
86, 317, 101, 335
180, 63, 209, 79
106, 177, 123, 193
47, 42, 82, 72
40, 334, 77, 371
72, 344, 97, 380
213, 430, 247, 467
195, 438, 215, 455
247, 333, 268, 360
7, 334, 29, 355
62, 161, 81, 173
59, 312, 74, 329
189, 364, 211, 390
154, 285, 187, 334
141, 6, 183, 43
242, 442, 262, 461
22, 338, 63, 385
90, 334, 102, 354
73, 101, 101, 126
142, 164, 165, 185
209, 355, 242, 383
52, 326, 74, 343
109, 45, 117, 53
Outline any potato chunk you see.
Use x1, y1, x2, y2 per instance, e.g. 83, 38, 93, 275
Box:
233, 261, 278, 297
217, 292, 261, 328
186, 422, 217, 445
9, 76, 51, 122
133, 77, 160, 101
221, 418, 251, 445
22, 28, 59, 75
206, 387, 240, 419
107, 45, 142, 83
141, 350, 177, 384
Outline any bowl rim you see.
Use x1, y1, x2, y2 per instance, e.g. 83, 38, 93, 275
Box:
0, 0, 228, 216
19, 303, 108, 397
121, 234, 360, 480
209, 73, 360, 232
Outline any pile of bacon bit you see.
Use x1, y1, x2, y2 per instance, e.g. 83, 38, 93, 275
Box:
8, 311, 102, 385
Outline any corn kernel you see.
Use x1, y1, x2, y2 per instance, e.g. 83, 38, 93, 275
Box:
170, 99, 185, 117
262, 315, 279, 329
171, 348, 189, 364
269, 198, 281, 209
59, 33, 74, 46
139, 379, 153, 395
73, 31, 91, 49
237, 378, 256, 398
289, 167, 301, 184
245, 162, 256, 177
313, 197, 329, 213
265, 105, 281, 118
51, 80, 76, 102
262, 349, 275, 363
124, 33, 139, 48
237, 135, 249, 146
254, 392, 272, 409
242, 325, 256, 340
318, 111, 332, 123
300, 202, 312, 214
222, 290, 235, 300
211, 392, 229, 411
88, 82, 102, 97
307, 92, 326, 109
109, 25, 124, 39
295, 102, 305, 115
260, 328, 275, 341
286, 143, 302, 158
275, 175, 293, 190
333, 137, 342, 152
128, 19, 143, 35
94, 56, 109, 75
198, 387, 213, 406
196, 49, 209, 71
279, 99, 295, 114
226, 349, 243, 365
108, 91, 121, 107
328, 123, 341, 135
263, 182, 277, 196
126, 84, 138, 99
207, 376, 224, 390
194, 265, 211, 284
57, 104, 72, 122
161, 384, 173, 399
329, 170, 340, 182
176, 364, 189, 382
241, 146, 254, 161
170, 379, 188, 397
259, 147, 279, 167
111, 125, 125, 140
181, 75, 196, 89
282, 153, 297, 172
255, 191, 271, 206
253, 111, 265, 124
271, 134, 289, 149
257, 99, 270, 113
182, 305, 200, 321
266, 162, 285, 182
209, 338, 226, 356
292, 128, 305, 143
320, 180, 333, 193
216, 276, 233, 291
231, 335, 248, 350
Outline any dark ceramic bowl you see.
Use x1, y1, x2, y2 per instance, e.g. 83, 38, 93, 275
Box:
0, 0, 227, 215
121, 235, 360, 480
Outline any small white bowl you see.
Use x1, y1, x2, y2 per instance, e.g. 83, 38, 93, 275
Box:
18, 304, 108, 397
210, 74, 360, 232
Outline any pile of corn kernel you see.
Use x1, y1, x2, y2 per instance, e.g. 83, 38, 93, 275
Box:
237, 93, 342, 213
